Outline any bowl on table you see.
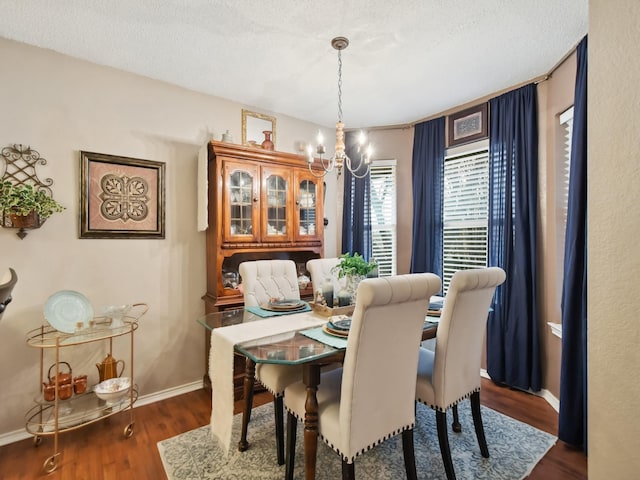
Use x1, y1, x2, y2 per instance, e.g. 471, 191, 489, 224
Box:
94, 377, 131, 405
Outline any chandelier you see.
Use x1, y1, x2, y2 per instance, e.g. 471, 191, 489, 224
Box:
306, 37, 372, 178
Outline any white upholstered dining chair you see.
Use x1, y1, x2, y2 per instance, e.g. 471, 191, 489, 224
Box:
306, 257, 343, 300
284, 273, 442, 480
415, 267, 506, 480
237, 259, 303, 465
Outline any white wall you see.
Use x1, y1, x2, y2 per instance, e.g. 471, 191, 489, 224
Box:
0, 37, 336, 439
589, 1, 640, 477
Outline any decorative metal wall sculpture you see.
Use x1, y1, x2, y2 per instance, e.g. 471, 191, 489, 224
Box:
0, 144, 64, 239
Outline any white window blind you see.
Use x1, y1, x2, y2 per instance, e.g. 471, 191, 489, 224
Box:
554, 106, 574, 297
370, 160, 397, 277
559, 106, 574, 248
442, 150, 489, 293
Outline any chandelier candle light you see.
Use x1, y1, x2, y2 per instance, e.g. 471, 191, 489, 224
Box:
307, 37, 373, 178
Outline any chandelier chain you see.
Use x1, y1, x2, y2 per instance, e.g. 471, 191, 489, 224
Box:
337, 49, 343, 123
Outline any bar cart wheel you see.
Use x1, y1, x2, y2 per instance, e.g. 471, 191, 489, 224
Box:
43, 453, 60, 473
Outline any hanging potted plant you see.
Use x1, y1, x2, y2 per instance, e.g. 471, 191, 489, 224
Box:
0, 180, 65, 229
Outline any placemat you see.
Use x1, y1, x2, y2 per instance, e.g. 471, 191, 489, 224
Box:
245, 303, 311, 318
300, 326, 348, 349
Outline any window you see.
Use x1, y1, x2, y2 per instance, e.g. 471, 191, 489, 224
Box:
558, 106, 574, 270
369, 160, 397, 276
442, 149, 489, 293
551, 106, 573, 339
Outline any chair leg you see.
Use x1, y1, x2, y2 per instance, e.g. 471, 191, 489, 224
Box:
341, 459, 355, 480
402, 428, 418, 480
470, 391, 489, 458
436, 410, 456, 480
285, 411, 297, 480
451, 404, 461, 432
274, 396, 285, 465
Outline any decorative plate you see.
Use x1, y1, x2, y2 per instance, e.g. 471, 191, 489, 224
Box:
323, 323, 349, 338
260, 299, 306, 312
327, 317, 351, 331
44, 290, 94, 333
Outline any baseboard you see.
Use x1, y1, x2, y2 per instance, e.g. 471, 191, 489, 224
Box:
0, 380, 203, 447
134, 380, 202, 408
539, 389, 560, 412
481, 369, 559, 413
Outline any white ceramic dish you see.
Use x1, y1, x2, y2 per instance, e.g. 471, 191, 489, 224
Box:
94, 377, 131, 404
102, 304, 132, 326
44, 290, 94, 333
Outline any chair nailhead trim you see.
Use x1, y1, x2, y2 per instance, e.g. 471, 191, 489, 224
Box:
416, 387, 480, 412
285, 407, 414, 463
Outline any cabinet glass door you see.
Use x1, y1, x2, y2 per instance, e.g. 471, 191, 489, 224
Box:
298, 179, 317, 236
224, 161, 259, 242
294, 171, 322, 241
261, 166, 291, 241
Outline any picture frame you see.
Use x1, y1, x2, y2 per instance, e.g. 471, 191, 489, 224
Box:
79, 151, 165, 239
242, 109, 276, 148
447, 103, 489, 147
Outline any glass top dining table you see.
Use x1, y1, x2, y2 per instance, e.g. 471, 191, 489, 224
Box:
197, 307, 439, 480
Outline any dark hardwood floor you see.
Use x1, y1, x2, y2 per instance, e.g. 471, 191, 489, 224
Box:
0, 378, 587, 479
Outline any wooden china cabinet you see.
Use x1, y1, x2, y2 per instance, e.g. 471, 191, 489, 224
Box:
202, 141, 325, 396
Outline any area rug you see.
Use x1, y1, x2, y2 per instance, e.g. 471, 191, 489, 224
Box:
158, 400, 556, 480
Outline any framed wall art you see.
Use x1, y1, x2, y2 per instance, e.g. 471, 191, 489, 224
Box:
79, 151, 165, 239
447, 103, 489, 147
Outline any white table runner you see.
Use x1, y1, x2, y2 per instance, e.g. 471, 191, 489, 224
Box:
209, 312, 327, 454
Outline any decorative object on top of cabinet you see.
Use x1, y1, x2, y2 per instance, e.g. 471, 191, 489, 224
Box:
242, 109, 276, 148
0, 144, 65, 239
79, 151, 165, 239
221, 130, 233, 143
261, 130, 274, 151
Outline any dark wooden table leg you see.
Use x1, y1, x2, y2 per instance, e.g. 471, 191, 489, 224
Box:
238, 358, 256, 452
302, 363, 321, 480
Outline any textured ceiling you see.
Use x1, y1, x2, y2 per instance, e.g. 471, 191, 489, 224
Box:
0, 0, 588, 128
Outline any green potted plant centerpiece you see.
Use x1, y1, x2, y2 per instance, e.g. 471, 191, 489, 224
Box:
332, 252, 377, 305
333, 252, 377, 279
0, 180, 65, 228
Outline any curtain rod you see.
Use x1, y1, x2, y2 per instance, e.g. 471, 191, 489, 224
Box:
353, 37, 583, 132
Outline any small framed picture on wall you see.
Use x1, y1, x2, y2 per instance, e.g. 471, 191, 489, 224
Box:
447, 103, 489, 147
